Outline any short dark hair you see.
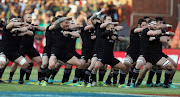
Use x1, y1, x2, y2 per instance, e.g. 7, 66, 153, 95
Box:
17, 16, 21, 18
138, 18, 146, 25
143, 16, 150, 19
56, 15, 63, 18
87, 15, 91, 20
103, 15, 111, 22
155, 17, 163, 22
148, 19, 155, 24
9, 15, 17, 21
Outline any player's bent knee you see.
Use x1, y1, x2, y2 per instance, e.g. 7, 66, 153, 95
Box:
163, 61, 173, 69
19, 58, 27, 66
124, 57, 131, 66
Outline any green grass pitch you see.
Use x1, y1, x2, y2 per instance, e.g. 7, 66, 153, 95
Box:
0, 67, 180, 95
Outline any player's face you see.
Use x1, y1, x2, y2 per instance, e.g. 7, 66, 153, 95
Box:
104, 16, 112, 23
87, 19, 92, 25
140, 22, 147, 28
62, 20, 70, 30
25, 14, 32, 24
145, 18, 150, 22
107, 24, 114, 30
150, 24, 158, 30
156, 21, 163, 26
69, 22, 75, 26
18, 18, 21, 22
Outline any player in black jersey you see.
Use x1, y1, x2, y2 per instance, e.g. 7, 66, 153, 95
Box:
7, 14, 45, 84
83, 8, 107, 87
90, 15, 120, 87
133, 18, 177, 88
34, 17, 63, 85
48, 20, 85, 86
0, 19, 9, 82
95, 23, 128, 88
3, 15, 34, 84
7, 16, 23, 83
123, 19, 148, 86
130, 19, 175, 88
41, 16, 84, 86
145, 17, 178, 88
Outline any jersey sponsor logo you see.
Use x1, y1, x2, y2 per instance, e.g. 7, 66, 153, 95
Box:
109, 40, 115, 43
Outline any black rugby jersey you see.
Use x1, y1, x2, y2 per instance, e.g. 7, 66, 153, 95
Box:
80, 26, 96, 49
127, 28, 140, 54
2, 25, 22, 51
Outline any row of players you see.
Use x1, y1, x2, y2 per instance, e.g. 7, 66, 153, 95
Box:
0, 8, 178, 88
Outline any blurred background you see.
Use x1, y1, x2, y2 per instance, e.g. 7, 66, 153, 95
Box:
0, 0, 180, 52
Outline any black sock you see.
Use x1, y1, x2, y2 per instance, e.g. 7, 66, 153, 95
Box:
0, 68, 5, 79
137, 79, 143, 85
113, 69, 119, 84
84, 69, 91, 84
19, 68, 26, 81
119, 71, 126, 84
128, 67, 133, 84
164, 69, 172, 85
25, 62, 33, 80
156, 69, 162, 84
132, 68, 140, 85
44, 69, 52, 82
98, 69, 106, 81
106, 73, 112, 84
51, 67, 59, 80
147, 68, 156, 84
169, 71, 175, 84
91, 70, 97, 83
25, 68, 32, 80
9, 72, 15, 80
38, 67, 46, 81
73, 68, 82, 83
62, 68, 72, 83
80, 69, 86, 81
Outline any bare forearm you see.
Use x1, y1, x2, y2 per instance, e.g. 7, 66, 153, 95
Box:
69, 31, 80, 38
53, 17, 65, 29
33, 26, 45, 31
100, 22, 118, 28
115, 26, 123, 31
134, 28, 144, 33
6, 22, 23, 29
20, 30, 34, 36
11, 27, 28, 33
160, 36, 168, 43
69, 25, 83, 30
84, 25, 94, 31
118, 36, 125, 41
147, 30, 162, 36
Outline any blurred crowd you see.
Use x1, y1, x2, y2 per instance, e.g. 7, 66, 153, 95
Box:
0, 0, 132, 51
0, 0, 131, 35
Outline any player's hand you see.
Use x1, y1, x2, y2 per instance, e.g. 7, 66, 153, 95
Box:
63, 31, 70, 35
166, 24, 173, 28
65, 16, 72, 20
100, 8, 105, 12
113, 22, 119, 25
111, 35, 117, 40
118, 36, 125, 41
149, 37, 156, 41
10, 28, 18, 33
78, 25, 83, 28
91, 36, 96, 40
